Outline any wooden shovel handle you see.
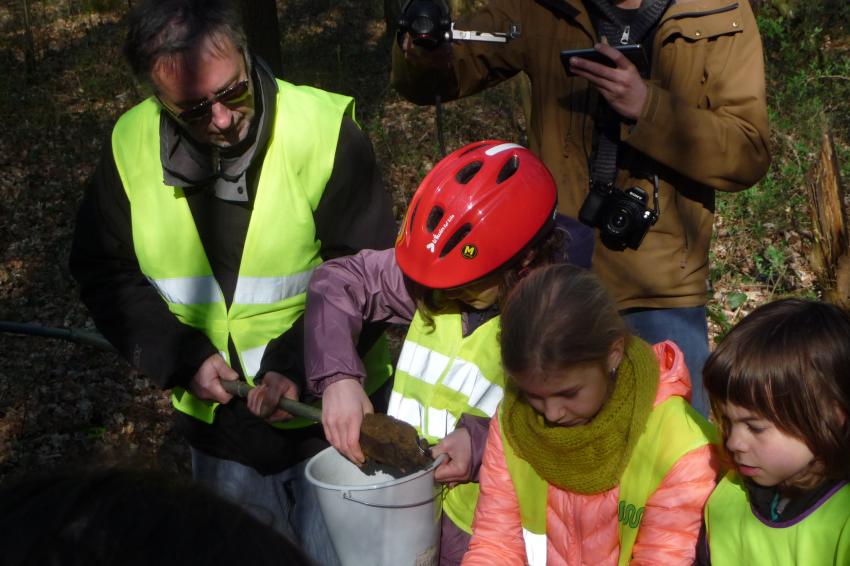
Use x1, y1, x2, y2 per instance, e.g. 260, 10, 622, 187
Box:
220, 380, 323, 422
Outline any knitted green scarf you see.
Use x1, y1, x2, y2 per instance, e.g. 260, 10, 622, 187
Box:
502, 338, 659, 494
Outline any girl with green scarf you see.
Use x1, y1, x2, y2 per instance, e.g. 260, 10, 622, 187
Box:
462, 264, 718, 566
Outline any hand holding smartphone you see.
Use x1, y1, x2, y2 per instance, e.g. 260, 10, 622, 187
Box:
561, 44, 647, 76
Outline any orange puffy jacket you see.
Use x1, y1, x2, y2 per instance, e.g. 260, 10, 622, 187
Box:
463, 341, 719, 565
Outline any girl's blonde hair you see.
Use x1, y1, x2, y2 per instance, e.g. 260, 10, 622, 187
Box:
703, 298, 850, 487
414, 226, 564, 325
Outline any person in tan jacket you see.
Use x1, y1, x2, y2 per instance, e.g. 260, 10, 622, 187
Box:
392, 0, 770, 415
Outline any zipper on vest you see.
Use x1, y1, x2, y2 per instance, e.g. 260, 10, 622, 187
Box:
212, 146, 221, 175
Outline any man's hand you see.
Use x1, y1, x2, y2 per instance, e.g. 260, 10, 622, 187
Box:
246, 372, 299, 422
431, 427, 472, 485
321, 378, 373, 466
188, 353, 239, 403
569, 43, 648, 121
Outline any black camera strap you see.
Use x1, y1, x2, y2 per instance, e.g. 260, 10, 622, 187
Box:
585, 0, 671, 186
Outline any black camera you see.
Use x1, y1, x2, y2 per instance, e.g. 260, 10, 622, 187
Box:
398, 0, 452, 49
578, 181, 659, 251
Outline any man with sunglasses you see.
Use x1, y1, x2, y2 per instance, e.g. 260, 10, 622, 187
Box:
69, 1, 395, 563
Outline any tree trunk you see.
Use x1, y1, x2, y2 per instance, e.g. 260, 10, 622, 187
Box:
806, 127, 850, 308
22, 0, 37, 80
240, 0, 283, 77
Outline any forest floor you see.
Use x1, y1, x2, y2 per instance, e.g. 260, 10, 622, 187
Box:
0, 0, 847, 482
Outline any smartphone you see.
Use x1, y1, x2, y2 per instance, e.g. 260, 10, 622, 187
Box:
560, 44, 647, 76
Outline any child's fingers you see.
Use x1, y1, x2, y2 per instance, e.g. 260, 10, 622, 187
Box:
433, 455, 466, 483
346, 425, 366, 465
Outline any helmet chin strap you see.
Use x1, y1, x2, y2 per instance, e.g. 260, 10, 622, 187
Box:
435, 94, 446, 157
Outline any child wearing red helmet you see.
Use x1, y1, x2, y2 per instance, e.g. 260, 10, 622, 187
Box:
299, 140, 581, 564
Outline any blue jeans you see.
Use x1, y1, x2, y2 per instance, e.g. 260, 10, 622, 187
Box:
621, 306, 710, 416
191, 448, 341, 566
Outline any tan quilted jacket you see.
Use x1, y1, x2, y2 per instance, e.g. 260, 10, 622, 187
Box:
392, 0, 770, 309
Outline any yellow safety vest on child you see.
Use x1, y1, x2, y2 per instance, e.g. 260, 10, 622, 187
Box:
391, 306, 504, 533
705, 473, 850, 565
502, 396, 715, 566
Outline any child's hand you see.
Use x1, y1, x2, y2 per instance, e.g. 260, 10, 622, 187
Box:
432, 428, 472, 486
321, 378, 373, 466
246, 372, 298, 422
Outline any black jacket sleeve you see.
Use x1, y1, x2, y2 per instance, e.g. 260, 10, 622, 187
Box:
69, 140, 217, 389
315, 117, 396, 256
256, 116, 396, 384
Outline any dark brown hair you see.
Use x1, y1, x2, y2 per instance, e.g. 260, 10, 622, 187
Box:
124, 0, 248, 84
703, 298, 850, 485
500, 263, 628, 379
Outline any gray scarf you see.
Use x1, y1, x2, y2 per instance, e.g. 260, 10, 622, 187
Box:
158, 56, 277, 202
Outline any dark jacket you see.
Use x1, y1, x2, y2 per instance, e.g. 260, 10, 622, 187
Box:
70, 61, 395, 473
392, 0, 770, 310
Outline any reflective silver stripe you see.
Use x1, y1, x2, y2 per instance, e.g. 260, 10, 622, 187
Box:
396, 341, 450, 385
149, 276, 224, 305
240, 344, 267, 378
398, 340, 503, 415
388, 391, 424, 427
232, 269, 314, 305
522, 529, 547, 566
427, 406, 456, 439
388, 391, 457, 439
485, 142, 523, 156
442, 358, 504, 416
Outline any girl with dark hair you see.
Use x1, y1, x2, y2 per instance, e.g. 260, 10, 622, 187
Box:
282, 140, 588, 565
696, 298, 850, 565
463, 263, 718, 565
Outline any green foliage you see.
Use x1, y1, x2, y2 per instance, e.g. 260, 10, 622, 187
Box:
85, 425, 107, 440
712, 1, 850, 316
726, 291, 748, 311
757, 1, 850, 139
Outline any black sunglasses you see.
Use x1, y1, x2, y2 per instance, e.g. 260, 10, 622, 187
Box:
172, 78, 252, 123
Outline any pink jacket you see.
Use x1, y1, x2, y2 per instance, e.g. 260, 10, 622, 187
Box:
462, 342, 719, 566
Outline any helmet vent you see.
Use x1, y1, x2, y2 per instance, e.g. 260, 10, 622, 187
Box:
459, 143, 488, 157
455, 161, 483, 185
440, 224, 472, 257
426, 206, 445, 232
407, 200, 421, 237
496, 155, 520, 184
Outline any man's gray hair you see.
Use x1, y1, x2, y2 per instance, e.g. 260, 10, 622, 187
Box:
124, 0, 248, 84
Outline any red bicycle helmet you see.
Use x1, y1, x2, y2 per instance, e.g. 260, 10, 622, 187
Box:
395, 140, 557, 289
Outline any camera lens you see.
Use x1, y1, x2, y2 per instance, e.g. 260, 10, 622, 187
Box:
605, 207, 631, 235
411, 16, 435, 35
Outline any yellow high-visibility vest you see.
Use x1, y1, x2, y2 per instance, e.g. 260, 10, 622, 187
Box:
392, 306, 505, 533
113, 80, 391, 426
705, 472, 850, 565
503, 395, 715, 566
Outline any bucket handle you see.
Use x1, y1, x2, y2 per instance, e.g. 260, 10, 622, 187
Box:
339, 454, 448, 509
342, 488, 442, 509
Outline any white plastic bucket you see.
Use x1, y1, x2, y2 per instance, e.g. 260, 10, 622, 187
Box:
305, 447, 443, 566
